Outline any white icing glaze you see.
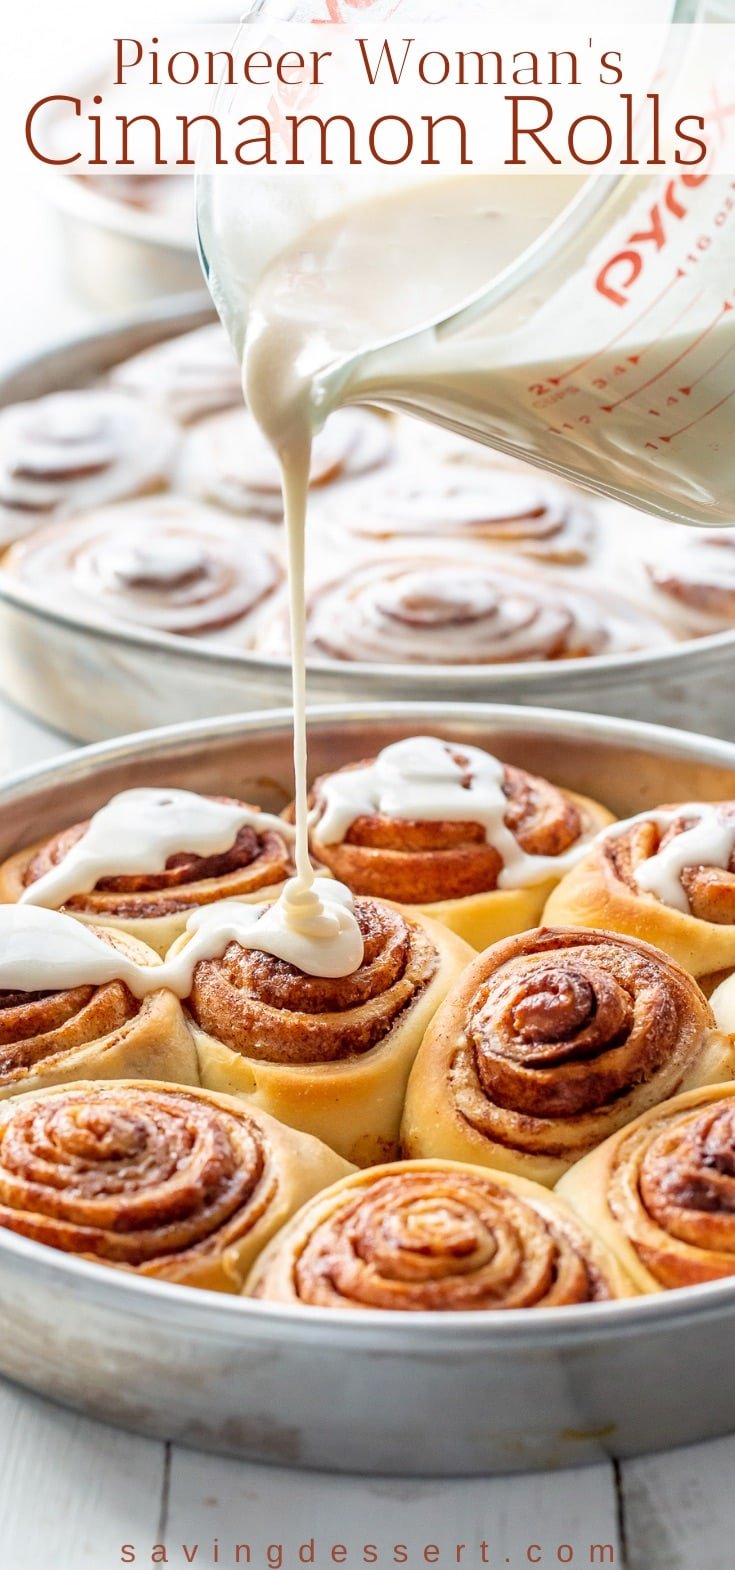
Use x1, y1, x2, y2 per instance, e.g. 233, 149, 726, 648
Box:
313, 735, 594, 890
0, 905, 163, 997
601, 803, 735, 914
0, 881, 363, 995
164, 878, 364, 988
19, 787, 293, 911
101, 538, 209, 589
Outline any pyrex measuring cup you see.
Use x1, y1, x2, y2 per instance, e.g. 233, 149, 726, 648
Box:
197, 0, 735, 524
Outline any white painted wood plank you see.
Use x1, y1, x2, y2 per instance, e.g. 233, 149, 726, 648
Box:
621, 1435, 735, 1570
0, 1378, 166, 1570
166, 1445, 620, 1570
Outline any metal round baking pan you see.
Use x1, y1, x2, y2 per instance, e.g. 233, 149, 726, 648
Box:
49, 169, 201, 311
2, 296, 735, 744
1, 700, 735, 1475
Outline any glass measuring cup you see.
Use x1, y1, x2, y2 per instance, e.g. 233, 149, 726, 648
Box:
197, 0, 735, 524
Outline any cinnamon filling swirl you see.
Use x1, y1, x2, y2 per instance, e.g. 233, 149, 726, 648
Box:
453, 930, 711, 1137
309, 758, 585, 903
189, 899, 438, 1065
605, 809, 735, 925
342, 464, 595, 564
260, 558, 670, 666
0, 1084, 273, 1268
0, 981, 137, 1078
7, 500, 282, 639
287, 1168, 613, 1309
610, 1099, 735, 1287
0, 390, 176, 535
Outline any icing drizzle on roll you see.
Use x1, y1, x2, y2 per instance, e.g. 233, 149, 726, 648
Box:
0, 882, 365, 996
602, 804, 735, 914
19, 788, 294, 912
312, 736, 597, 889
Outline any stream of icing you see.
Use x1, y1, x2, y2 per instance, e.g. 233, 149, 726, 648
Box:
239, 176, 574, 976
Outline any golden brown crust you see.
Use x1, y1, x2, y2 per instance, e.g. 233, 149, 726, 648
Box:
558, 1084, 735, 1292
544, 805, 735, 980
189, 898, 438, 1064
401, 927, 735, 1186
247, 1160, 634, 1309
605, 809, 735, 925
0, 1081, 271, 1266
0, 982, 137, 1077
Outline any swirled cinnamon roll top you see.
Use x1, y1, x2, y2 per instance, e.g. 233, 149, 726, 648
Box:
0, 926, 155, 1081
601, 805, 735, 926
645, 532, 735, 636
457, 929, 714, 1129
111, 324, 243, 426
0, 1081, 276, 1272
259, 557, 671, 666
5, 498, 282, 640
306, 756, 592, 903
402, 926, 733, 1187
188, 898, 438, 1065
589, 1089, 735, 1289
248, 1161, 631, 1309
335, 462, 596, 564
0, 391, 177, 542
19, 795, 294, 921
181, 405, 393, 520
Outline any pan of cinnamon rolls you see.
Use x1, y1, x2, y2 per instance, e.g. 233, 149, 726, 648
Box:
3, 681, 735, 1468
1, 299, 735, 743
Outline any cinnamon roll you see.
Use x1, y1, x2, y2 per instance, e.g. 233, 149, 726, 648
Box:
0, 1080, 352, 1292
259, 557, 671, 665
0, 391, 177, 544
181, 405, 393, 521
644, 531, 735, 638
174, 898, 472, 1166
402, 928, 735, 1187
335, 463, 595, 564
0, 787, 299, 957
111, 324, 243, 426
0, 921, 196, 1100
246, 1159, 634, 1309
557, 1084, 735, 1293
544, 801, 735, 985
5, 497, 282, 640
302, 737, 613, 951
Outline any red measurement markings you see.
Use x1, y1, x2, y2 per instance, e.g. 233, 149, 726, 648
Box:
661, 385, 735, 444
545, 270, 685, 388
676, 331, 735, 398
599, 301, 734, 413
